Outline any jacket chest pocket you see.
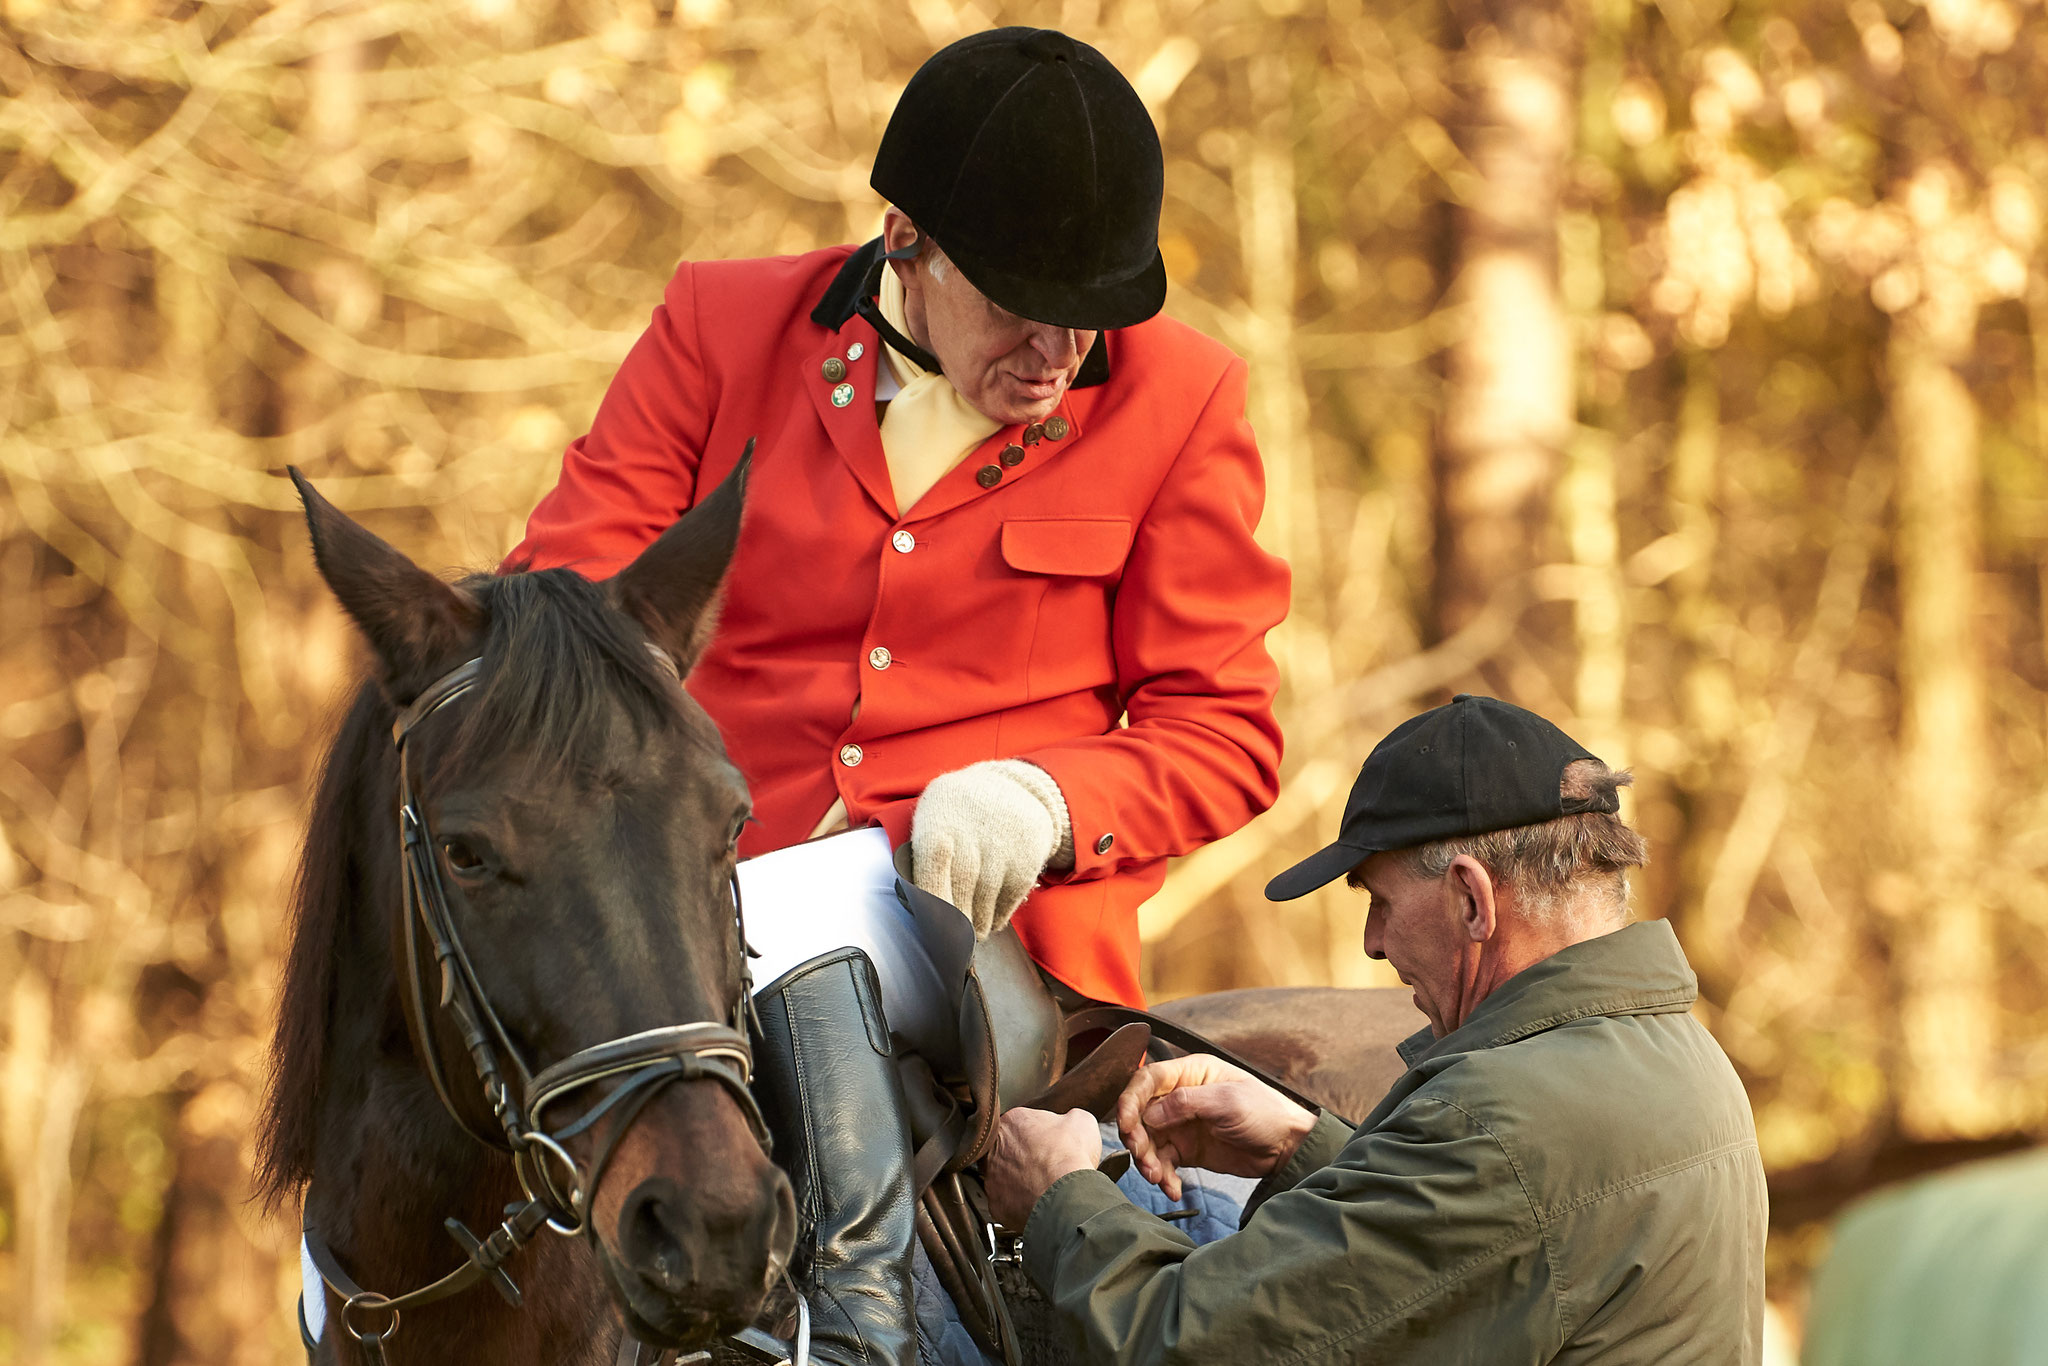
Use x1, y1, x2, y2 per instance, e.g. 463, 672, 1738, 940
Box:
1000, 518, 1133, 580
999, 518, 1131, 701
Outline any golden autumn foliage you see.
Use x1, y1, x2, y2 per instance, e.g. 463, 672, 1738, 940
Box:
3, 0, 2047, 1359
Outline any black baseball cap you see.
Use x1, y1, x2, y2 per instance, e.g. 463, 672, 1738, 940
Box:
1264, 695, 1614, 901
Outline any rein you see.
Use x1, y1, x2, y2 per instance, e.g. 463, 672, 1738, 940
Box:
302, 647, 772, 1365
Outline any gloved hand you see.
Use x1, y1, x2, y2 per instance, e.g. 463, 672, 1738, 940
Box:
911, 759, 1075, 938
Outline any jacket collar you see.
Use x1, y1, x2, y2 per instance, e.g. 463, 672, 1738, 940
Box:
809, 237, 1113, 390
1394, 919, 1700, 1068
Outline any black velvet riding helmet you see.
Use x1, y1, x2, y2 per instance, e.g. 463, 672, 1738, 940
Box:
871, 27, 1168, 331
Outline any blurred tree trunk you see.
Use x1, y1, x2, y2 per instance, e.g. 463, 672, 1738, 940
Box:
1237, 53, 1332, 702
1432, 0, 1578, 639
134, 1092, 194, 1366
1561, 428, 1624, 756
1891, 251, 2002, 1140
1558, 209, 1624, 763
1886, 159, 2001, 1138
133, 1086, 279, 1366
4, 970, 86, 1366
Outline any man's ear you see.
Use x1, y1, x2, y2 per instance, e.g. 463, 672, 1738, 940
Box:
881, 207, 923, 293
610, 442, 750, 676
1446, 855, 1499, 944
289, 467, 482, 700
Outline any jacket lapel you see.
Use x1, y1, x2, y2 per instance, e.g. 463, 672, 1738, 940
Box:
801, 319, 899, 519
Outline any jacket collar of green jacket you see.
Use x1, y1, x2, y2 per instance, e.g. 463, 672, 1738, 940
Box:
808, 237, 1115, 390
1394, 919, 1701, 1069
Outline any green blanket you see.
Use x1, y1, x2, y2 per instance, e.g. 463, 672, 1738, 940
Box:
1803, 1148, 2048, 1366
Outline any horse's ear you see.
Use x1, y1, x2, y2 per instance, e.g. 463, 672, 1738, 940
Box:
289, 467, 483, 698
612, 441, 751, 676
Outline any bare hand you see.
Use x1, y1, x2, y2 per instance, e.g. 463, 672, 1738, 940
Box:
1115, 1055, 1316, 1202
983, 1107, 1102, 1229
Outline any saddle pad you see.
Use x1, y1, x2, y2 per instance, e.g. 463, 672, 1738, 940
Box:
736, 828, 953, 1060
300, 1239, 325, 1343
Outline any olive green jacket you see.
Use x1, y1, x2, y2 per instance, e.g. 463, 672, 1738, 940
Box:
1021, 920, 1767, 1364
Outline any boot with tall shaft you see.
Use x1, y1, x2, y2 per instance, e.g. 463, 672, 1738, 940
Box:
751, 948, 918, 1366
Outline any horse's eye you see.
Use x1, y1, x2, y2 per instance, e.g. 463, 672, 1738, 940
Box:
441, 838, 486, 875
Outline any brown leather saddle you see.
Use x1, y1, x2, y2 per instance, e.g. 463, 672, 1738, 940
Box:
890, 853, 1148, 1167
888, 853, 1322, 1362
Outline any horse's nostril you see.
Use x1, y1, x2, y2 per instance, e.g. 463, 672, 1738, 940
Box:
620, 1179, 697, 1293
614, 1167, 790, 1337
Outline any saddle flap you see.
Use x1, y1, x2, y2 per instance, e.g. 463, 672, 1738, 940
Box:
969, 930, 1068, 1114
1016, 1021, 1151, 1120
893, 863, 980, 1002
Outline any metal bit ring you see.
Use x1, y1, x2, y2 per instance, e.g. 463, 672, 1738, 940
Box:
517, 1131, 588, 1235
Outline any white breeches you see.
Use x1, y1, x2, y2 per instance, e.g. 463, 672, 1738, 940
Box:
736, 826, 953, 1058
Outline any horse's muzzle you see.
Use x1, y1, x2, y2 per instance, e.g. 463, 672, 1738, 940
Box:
604, 1165, 797, 1347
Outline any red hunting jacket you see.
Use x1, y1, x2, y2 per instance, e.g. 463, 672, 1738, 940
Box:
506, 241, 1288, 1005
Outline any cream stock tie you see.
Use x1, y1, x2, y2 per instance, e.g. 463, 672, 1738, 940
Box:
874, 265, 999, 511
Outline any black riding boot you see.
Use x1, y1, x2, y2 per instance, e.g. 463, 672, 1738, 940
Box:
752, 948, 917, 1366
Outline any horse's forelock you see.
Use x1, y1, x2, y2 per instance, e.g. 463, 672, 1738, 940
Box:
446, 569, 680, 784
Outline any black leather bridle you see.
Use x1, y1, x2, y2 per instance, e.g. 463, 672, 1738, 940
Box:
302, 647, 774, 1365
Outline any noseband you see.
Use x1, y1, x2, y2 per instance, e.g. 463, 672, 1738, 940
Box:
303, 647, 774, 1364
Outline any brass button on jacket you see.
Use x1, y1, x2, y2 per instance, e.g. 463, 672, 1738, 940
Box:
999, 444, 1026, 468
822, 356, 848, 382
838, 743, 864, 767
891, 529, 916, 553
1045, 416, 1071, 440
1023, 422, 1045, 445
868, 646, 893, 670
975, 465, 1002, 488
1094, 833, 1115, 855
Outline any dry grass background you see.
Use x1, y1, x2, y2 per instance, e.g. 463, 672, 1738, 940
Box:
3, 0, 2048, 1359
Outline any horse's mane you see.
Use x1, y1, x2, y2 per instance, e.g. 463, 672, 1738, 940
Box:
254, 567, 678, 1209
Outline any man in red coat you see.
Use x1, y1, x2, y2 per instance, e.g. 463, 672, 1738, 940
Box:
507, 28, 1287, 1364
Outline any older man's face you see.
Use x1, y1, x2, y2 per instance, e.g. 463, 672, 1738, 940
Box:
1353, 852, 1474, 1038
897, 243, 1097, 426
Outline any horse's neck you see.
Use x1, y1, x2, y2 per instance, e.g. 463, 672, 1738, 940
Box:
307, 1059, 619, 1366
296, 720, 617, 1366
305, 932, 619, 1366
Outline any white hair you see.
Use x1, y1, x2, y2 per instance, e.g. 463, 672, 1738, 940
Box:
1404, 760, 1646, 930
885, 207, 952, 283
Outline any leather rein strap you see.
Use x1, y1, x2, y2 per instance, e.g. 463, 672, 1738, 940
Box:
303, 647, 769, 1363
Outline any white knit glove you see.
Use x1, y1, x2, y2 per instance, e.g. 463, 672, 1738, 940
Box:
911, 760, 1075, 939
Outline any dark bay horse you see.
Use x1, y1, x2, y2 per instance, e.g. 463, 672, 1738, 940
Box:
1155, 985, 1424, 1124
256, 462, 794, 1364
